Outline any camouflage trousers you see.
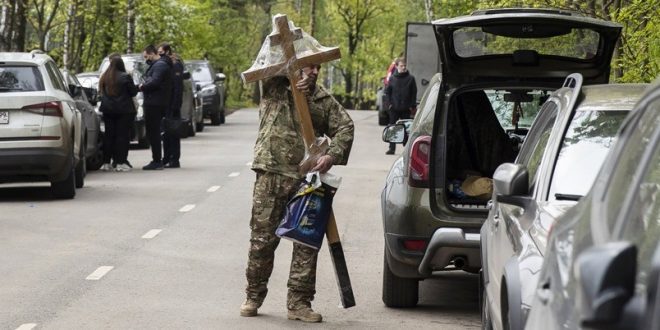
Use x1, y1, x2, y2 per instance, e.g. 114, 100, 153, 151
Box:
245, 170, 319, 310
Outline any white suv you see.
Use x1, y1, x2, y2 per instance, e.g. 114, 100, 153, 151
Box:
0, 51, 85, 198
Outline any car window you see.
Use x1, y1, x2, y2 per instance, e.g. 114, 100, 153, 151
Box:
413, 82, 439, 132
618, 135, 660, 296
453, 27, 600, 60
0, 66, 44, 92
188, 64, 213, 81
45, 62, 67, 92
519, 101, 558, 189
604, 99, 660, 231
548, 110, 628, 201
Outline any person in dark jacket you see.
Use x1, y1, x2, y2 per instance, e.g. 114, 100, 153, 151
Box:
161, 45, 183, 168
384, 57, 417, 154
98, 53, 139, 172
140, 44, 173, 170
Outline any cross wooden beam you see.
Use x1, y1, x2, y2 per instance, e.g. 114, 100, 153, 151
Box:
241, 14, 354, 309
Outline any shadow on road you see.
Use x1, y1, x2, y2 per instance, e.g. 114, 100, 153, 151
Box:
0, 185, 56, 202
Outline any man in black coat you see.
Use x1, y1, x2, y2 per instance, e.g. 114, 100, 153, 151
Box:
384, 57, 417, 155
161, 44, 183, 168
140, 44, 173, 170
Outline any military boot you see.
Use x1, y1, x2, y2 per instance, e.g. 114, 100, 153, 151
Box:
240, 299, 261, 317
287, 307, 322, 323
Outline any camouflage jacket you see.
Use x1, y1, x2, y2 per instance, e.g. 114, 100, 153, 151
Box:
252, 77, 354, 178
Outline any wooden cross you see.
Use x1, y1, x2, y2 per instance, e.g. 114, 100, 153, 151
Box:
241, 14, 354, 309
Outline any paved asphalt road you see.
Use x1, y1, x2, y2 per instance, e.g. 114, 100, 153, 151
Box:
0, 109, 480, 329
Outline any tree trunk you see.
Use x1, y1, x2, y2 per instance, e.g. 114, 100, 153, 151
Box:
12, 0, 25, 51
126, 0, 135, 53
309, 0, 316, 36
0, 0, 14, 51
424, 0, 433, 22
63, 2, 75, 69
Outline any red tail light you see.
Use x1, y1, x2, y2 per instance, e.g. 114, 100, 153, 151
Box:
22, 101, 63, 117
409, 135, 432, 188
403, 239, 427, 251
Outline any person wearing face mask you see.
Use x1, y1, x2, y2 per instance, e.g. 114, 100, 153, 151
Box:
139, 44, 173, 170
384, 57, 417, 155
159, 44, 183, 168
240, 64, 354, 323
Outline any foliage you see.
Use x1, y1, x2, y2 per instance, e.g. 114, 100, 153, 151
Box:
0, 0, 657, 108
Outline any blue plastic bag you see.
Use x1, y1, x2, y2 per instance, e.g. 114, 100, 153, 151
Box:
276, 172, 338, 249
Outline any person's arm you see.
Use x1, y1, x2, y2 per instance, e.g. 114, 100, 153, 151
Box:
141, 61, 167, 92
124, 74, 139, 97
322, 97, 355, 168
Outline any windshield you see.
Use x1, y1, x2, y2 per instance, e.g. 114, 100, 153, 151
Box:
453, 27, 601, 60
549, 110, 628, 201
186, 64, 213, 82
0, 66, 44, 92
77, 75, 99, 89
487, 90, 546, 129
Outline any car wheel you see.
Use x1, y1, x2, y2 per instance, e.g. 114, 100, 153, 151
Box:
196, 119, 204, 132
86, 132, 104, 171
210, 110, 221, 126
382, 248, 419, 307
52, 151, 76, 199
219, 109, 225, 124
75, 136, 86, 188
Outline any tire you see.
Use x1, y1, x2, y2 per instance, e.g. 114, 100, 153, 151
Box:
219, 109, 225, 124
382, 248, 419, 307
86, 132, 104, 171
75, 136, 86, 189
210, 110, 221, 126
52, 162, 76, 199
196, 119, 204, 132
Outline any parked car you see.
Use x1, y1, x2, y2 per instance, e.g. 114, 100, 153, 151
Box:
184, 60, 226, 126
0, 51, 86, 198
376, 83, 388, 126
524, 80, 660, 330
380, 8, 622, 308
481, 75, 647, 330
180, 70, 203, 137
76, 71, 101, 111
61, 70, 104, 171
99, 54, 149, 148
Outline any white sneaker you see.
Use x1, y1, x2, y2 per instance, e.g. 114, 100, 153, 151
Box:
115, 163, 132, 172
100, 163, 114, 171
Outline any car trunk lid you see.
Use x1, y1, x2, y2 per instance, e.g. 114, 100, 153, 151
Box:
433, 8, 622, 87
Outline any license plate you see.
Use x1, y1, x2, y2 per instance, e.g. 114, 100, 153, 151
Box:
0, 111, 8, 124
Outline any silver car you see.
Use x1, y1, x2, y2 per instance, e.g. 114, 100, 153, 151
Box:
524, 81, 660, 330
480, 75, 647, 330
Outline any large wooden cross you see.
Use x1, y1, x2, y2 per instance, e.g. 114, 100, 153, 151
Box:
242, 14, 355, 309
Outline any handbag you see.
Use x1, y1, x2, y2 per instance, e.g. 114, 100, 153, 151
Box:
162, 117, 189, 138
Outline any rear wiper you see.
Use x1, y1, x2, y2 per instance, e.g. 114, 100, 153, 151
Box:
555, 193, 583, 201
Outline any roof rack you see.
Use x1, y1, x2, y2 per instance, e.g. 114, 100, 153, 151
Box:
30, 49, 45, 58
472, 8, 577, 17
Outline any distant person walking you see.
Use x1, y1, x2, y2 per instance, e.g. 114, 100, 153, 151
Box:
384, 57, 416, 155
98, 53, 139, 172
161, 45, 183, 168
140, 44, 173, 170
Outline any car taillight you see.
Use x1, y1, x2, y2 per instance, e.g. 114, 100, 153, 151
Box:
409, 135, 431, 188
22, 101, 63, 117
403, 239, 427, 251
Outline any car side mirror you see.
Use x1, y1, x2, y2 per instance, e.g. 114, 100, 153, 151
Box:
493, 163, 530, 207
182, 71, 191, 80
82, 87, 98, 106
382, 124, 406, 144
215, 73, 226, 82
68, 84, 81, 98
576, 242, 636, 328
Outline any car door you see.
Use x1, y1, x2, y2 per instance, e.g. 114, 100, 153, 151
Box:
405, 22, 441, 103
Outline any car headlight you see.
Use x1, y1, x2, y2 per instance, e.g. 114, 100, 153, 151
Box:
200, 85, 217, 96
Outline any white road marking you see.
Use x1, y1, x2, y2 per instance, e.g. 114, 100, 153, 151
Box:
228, 172, 240, 177
246, 162, 253, 167
207, 185, 221, 192
179, 204, 196, 212
15, 324, 37, 330
86, 266, 114, 280
142, 229, 162, 239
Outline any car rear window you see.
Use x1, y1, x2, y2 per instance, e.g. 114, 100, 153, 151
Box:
187, 64, 213, 82
453, 26, 600, 60
0, 66, 45, 92
548, 110, 628, 201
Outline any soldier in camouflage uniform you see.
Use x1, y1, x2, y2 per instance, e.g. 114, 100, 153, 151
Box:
240, 64, 354, 323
